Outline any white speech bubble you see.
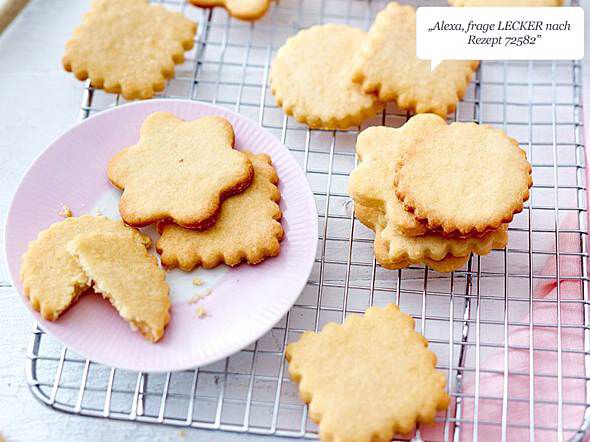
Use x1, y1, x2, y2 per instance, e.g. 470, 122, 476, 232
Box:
416, 7, 584, 71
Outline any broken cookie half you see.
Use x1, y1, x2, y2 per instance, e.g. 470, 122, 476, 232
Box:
20, 215, 170, 342
68, 232, 170, 343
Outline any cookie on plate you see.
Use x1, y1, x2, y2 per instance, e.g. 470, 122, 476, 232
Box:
270, 24, 382, 130
68, 232, 170, 342
286, 304, 450, 441
157, 152, 283, 270
351, 2, 478, 117
108, 112, 254, 229
450, 0, 562, 5
394, 114, 532, 236
20, 215, 150, 321
189, 0, 270, 21
63, 0, 196, 100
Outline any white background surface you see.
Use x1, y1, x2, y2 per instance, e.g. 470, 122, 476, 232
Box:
0, 1, 588, 442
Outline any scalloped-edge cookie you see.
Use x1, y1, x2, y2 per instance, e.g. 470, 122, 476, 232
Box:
270, 24, 382, 130
285, 304, 450, 441
394, 114, 533, 236
157, 152, 283, 270
63, 0, 196, 100
355, 204, 471, 273
450, 0, 562, 5
380, 220, 508, 261
20, 215, 151, 321
349, 125, 427, 237
108, 112, 254, 229
189, 0, 270, 21
356, 202, 508, 262
351, 2, 478, 117
68, 232, 170, 342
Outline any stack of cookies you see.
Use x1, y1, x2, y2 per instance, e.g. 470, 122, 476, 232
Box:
107, 112, 284, 271
349, 114, 533, 273
21, 112, 284, 342
269, 2, 479, 130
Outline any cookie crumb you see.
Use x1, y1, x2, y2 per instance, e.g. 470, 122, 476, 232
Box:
177, 429, 186, 438
94, 208, 103, 216
188, 288, 212, 305
192, 277, 203, 286
59, 204, 73, 218
195, 306, 207, 318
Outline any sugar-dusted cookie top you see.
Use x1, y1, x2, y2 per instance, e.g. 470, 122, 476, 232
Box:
270, 24, 382, 130
108, 112, 254, 229
450, 0, 562, 5
286, 304, 450, 441
63, 0, 196, 100
349, 125, 427, 237
394, 114, 533, 236
157, 152, 283, 270
20, 215, 151, 321
67, 232, 170, 342
189, 0, 270, 21
351, 2, 478, 117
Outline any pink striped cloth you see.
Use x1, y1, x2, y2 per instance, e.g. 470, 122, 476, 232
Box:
421, 215, 587, 441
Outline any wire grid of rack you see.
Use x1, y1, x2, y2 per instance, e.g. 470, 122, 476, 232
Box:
22, 0, 589, 440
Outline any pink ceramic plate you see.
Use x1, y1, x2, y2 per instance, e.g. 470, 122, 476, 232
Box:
4, 99, 318, 372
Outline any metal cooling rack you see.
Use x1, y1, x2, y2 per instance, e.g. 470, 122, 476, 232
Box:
23, 0, 589, 440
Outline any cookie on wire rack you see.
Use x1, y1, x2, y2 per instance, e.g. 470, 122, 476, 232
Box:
351, 2, 478, 117
354, 204, 472, 273
355, 203, 508, 267
393, 114, 533, 237
270, 24, 382, 130
188, 0, 271, 21
349, 125, 428, 237
286, 304, 450, 441
63, 0, 196, 100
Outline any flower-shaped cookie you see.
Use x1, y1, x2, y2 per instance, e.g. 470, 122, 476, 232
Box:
189, 0, 270, 21
63, 0, 196, 100
351, 2, 478, 117
157, 152, 284, 270
286, 304, 450, 441
349, 125, 428, 237
108, 112, 254, 229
